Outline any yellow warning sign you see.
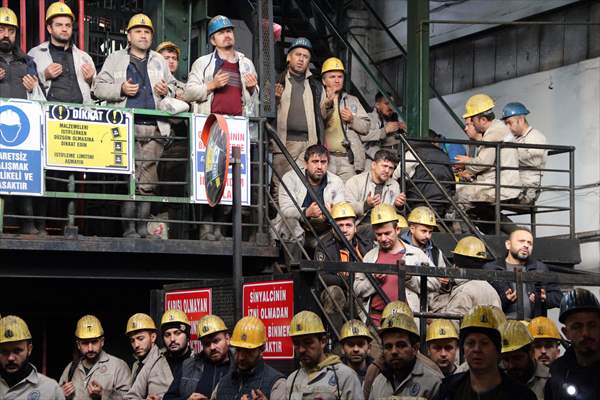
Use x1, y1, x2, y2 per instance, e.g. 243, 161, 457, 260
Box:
45, 105, 133, 174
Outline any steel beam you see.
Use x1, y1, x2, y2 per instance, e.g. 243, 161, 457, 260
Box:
406, 0, 429, 138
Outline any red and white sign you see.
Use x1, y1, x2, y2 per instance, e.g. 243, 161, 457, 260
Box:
165, 288, 212, 353
243, 280, 294, 359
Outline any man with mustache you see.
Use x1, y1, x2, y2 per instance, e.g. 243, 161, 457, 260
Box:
160, 309, 193, 377
277, 144, 345, 251
370, 313, 442, 399
528, 316, 562, 367
345, 149, 406, 221
484, 227, 561, 319
500, 320, 550, 399
544, 288, 600, 400
125, 313, 172, 400
210, 317, 285, 399
93, 14, 176, 239
0, 7, 45, 235
285, 311, 363, 399
0, 315, 64, 399
59, 315, 130, 400
184, 15, 258, 241
164, 315, 232, 400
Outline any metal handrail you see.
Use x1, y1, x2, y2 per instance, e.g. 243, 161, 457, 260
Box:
357, 0, 465, 130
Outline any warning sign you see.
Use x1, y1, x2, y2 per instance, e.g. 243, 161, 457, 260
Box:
165, 288, 212, 353
243, 280, 294, 359
0, 100, 44, 196
45, 105, 133, 173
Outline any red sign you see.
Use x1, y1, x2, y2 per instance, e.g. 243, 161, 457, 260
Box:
243, 280, 294, 359
165, 288, 212, 353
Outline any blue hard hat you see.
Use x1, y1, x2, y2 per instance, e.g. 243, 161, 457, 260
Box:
288, 37, 312, 52
207, 15, 234, 37
501, 102, 530, 120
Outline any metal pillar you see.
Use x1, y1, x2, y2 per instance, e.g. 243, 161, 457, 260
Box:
406, 0, 429, 138
232, 146, 243, 321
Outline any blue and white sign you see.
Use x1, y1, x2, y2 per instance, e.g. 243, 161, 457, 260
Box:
0, 99, 43, 196
192, 115, 251, 205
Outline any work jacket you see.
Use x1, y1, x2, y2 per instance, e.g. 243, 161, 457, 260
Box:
184, 50, 259, 116
436, 371, 537, 400
344, 171, 402, 218
59, 350, 131, 400
368, 356, 443, 400
464, 120, 521, 202
92, 48, 176, 137
28, 41, 96, 104
544, 346, 600, 400
515, 127, 547, 201
125, 344, 173, 399
0, 364, 64, 400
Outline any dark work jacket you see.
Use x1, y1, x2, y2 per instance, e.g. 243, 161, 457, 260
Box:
276, 69, 325, 144
163, 351, 233, 400
544, 346, 600, 400
215, 359, 284, 399
125, 54, 156, 110
482, 256, 562, 316
315, 230, 375, 287
165, 348, 192, 380
435, 371, 537, 400
405, 141, 455, 212
0, 49, 38, 99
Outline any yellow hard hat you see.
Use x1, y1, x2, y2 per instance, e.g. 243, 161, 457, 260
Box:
382, 300, 414, 320
500, 320, 534, 353
0, 7, 18, 28
46, 2, 74, 23
460, 305, 500, 331
339, 319, 372, 342
321, 57, 344, 74
127, 13, 154, 32
528, 316, 561, 341
371, 204, 398, 226
463, 93, 495, 118
489, 305, 507, 327
290, 311, 326, 337
126, 313, 156, 335
379, 313, 419, 338
156, 41, 180, 58
452, 236, 488, 259
197, 315, 228, 338
331, 202, 356, 220
397, 214, 408, 229
426, 319, 459, 342
160, 309, 190, 329
408, 206, 437, 227
0, 316, 32, 344
75, 315, 104, 339
229, 316, 267, 349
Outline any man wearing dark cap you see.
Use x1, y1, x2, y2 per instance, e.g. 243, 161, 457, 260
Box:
544, 288, 600, 400
436, 305, 536, 400
160, 310, 192, 377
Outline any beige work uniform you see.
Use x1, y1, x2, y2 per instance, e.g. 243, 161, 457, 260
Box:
285, 354, 364, 400
125, 344, 173, 399
456, 119, 521, 206
442, 279, 502, 330
515, 127, 547, 203
368, 356, 443, 400
528, 361, 551, 400
344, 171, 402, 218
0, 365, 65, 400
59, 350, 131, 400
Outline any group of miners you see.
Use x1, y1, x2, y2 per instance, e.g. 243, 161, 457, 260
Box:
0, 3, 548, 242
1, 287, 598, 399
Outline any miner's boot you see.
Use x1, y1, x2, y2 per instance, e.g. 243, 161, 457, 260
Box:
19, 197, 39, 235
136, 201, 153, 238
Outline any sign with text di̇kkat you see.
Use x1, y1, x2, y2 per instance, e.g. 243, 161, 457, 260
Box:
192, 114, 250, 205
165, 288, 212, 354
45, 105, 133, 173
243, 280, 294, 359
0, 99, 43, 196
